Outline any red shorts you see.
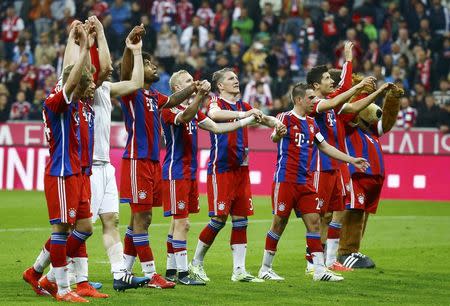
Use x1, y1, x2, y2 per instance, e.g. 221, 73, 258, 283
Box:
44, 174, 91, 225
162, 179, 199, 219
120, 159, 162, 207
207, 167, 253, 217
347, 173, 384, 214
340, 163, 352, 206
272, 176, 319, 218
315, 169, 345, 213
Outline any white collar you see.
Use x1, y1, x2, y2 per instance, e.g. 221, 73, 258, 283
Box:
290, 109, 306, 120
219, 96, 238, 105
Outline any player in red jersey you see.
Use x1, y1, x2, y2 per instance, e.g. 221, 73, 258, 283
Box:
22, 24, 96, 303
258, 83, 369, 282
161, 70, 256, 285
189, 68, 286, 283
118, 26, 203, 289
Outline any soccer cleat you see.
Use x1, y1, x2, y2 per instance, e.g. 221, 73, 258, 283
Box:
147, 273, 176, 289
165, 269, 177, 282
328, 261, 353, 272
189, 262, 210, 282
258, 269, 285, 281
338, 252, 375, 269
56, 290, 89, 303
231, 270, 264, 282
313, 270, 344, 282
113, 273, 150, 292
177, 275, 206, 286
22, 267, 48, 296
88, 281, 102, 290
38, 275, 58, 298
305, 265, 314, 277
76, 281, 109, 298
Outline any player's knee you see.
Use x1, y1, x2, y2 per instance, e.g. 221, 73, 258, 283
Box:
184, 219, 191, 232
101, 213, 119, 231
213, 215, 227, 223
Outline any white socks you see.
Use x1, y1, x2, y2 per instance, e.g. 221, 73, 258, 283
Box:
141, 261, 156, 279
124, 254, 136, 272
174, 250, 188, 273
107, 242, 127, 279
192, 240, 210, 266
73, 257, 88, 284
260, 250, 275, 272
326, 238, 340, 267
166, 253, 177, 271
33, 247, 50, 273
231, 244, 247, 273
312, 252, 326, 275
54, 266, 71, 295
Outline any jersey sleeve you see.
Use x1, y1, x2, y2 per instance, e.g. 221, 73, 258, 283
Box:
309, 99, 326, 117
313, 121, 325, 143
161, 107, 182, 125
196, 110, 208, 123
44, 85, 72, 113
328, 61, 353, 99
157, 92, 169, 108
242, 101, 253, 111
206, 95, 220, 115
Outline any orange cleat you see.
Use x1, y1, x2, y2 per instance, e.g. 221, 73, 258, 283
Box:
23, 267, 48, 296
56, 291, 89, 303
76, 282, 109, 298
38, 275, 58, 298
328, 261, 354, 272
148, 274, 176, 289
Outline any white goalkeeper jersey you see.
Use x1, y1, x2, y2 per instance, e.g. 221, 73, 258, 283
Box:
92, 81, 112, 163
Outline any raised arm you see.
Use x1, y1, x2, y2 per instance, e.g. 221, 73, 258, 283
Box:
316, 76, 376, 113
340, 83, 394, 114
89, 16, 112, 86
317, 140, 369, 171
175, 81, 210, 124
110, 37, 143, 97
65, 26, 93, 97
328, 41, 354, 97
121, 25, 145, 81
164, 82, 199, 108
63, 20, 82, 70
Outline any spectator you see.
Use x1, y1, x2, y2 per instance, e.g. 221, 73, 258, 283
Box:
261, 2, 279, 34
232, 8, 254, 47
271, 66, 291, 99
298, 17, 315, 51
411, 82, 427, 108
213, 8, 231, 42
129, 1, 142, 26
176, 0, 194, 30
248, 81, 272, 114
433, 79, 450, 107
396, 97, 417, 129
335, 6, 352, 39
29, 0, 52, 38
378, 28, 392, 56
34, 32, 56, 66
428, 0, 450, 35
9, 90, 31, 120
140, 14, 157, 54
416, 95, 441, 127
180, 16, 208, 52
227, 27, 244, 47
242, 42, 268, 72
50, 0, 75, 22
29, 88, 45, 120
37, 54, 56, 88
0, 93, 10, 122
304, 40, 327, 71
196, 1, 214, 28
363, 41, 382, 65
155, 23, 180, 73
1, 6, 24, 61
255, 21, 271, 47
227, 42, 244, 74
108, 0, 131, 53
385, 66, 409, 92
172, 52, 194, 75
438, 103, 450, 133
243, 70, 272, 104
283, 33, 301, 74
415, 47, 432, 91
151, 0, 176, 31
152, 64, 171, 96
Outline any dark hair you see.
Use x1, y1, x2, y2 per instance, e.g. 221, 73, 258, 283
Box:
291, 83, 309, 101
306, 65, 328, 85
142, 52, 152, 63
212, 67, 235, 92
328, 69, 342, 86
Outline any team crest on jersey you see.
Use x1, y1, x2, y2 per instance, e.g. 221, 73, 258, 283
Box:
357, 193, 365, 204
138, 190, 148, 200
309, 125, 314, 133
68, 208, 77, 219
82, 106, 95, 127
73, 111, 80, 125
345, 183, 351, 192
177, 201, 186, 210
218, 202, 226, 211
278, 203, 286, 211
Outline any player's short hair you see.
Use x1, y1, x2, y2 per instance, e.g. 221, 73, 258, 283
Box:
62, 64, 96, 87
169, 70, 189, 92
328, 69, 342, 86
212, 67, 235, 92
142, 52, 152, 63
291, 83, 310, 101
306, 65, 328, 86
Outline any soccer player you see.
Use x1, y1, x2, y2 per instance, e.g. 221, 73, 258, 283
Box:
119, 30, 201, 289
161, 70, 256, 285
24, 24, 95, 302
258, 83, 369, 282
189, 68, 286, 283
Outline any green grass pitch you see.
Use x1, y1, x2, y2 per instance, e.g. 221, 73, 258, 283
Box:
1, 190, 449, 305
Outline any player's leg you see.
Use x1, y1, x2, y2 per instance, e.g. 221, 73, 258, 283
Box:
165, 218, 177, 281
123, 214, 137, 271
23, 238, 51, 295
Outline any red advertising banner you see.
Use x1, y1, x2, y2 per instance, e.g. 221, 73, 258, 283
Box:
1, 122, 450, 155
1, 146, 449, 201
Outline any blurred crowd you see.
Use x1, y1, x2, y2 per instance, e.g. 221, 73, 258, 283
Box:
0, 0, 448, 131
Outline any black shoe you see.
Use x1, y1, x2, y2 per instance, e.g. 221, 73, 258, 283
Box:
165, 269, 178, 282
338, 252, 376, 269
113, 273, 150, 292
177, 275, 206, 286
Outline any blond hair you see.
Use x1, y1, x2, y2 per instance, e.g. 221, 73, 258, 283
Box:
169, 70, 189, 92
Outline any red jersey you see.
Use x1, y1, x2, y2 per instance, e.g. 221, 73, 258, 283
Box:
79, 101, 95, 175
206, 96, 252, 174
274, 111, 324, 184
120, 87, 169, 160
161, 105, 208, 180
43, 86, 81, 176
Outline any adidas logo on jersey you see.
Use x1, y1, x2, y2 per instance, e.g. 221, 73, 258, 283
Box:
293, 126, 299, 130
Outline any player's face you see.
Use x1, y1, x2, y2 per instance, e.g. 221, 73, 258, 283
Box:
144, 59, 160, 83
218, 71, 240, 95
319, 72, 334, 95
83, 76, 96, 100
175, 72, 194, 92
304, 89, 316, 114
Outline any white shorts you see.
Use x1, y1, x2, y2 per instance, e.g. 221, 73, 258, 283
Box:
90, 162, 119, 222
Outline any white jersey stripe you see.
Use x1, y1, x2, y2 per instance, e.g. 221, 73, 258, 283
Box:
273, 182, 280, 215
129, 102, 136, 158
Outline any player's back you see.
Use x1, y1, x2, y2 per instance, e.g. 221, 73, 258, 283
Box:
120, 87, 168, 160
274, 111, 320, 184
207, 97, 251, 174
42, 86, 81, 176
